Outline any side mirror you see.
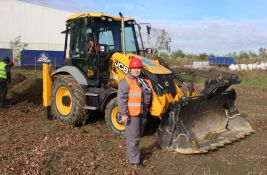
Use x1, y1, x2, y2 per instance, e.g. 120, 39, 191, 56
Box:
84, 17, 88, 26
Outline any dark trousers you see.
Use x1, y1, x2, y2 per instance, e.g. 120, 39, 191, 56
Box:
0, 79, 7, 107
125, 115, 147, 164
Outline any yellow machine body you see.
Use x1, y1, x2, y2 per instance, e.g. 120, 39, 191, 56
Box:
42, 63, 52, 107
110, 52, 184, 118
42, 12, 254, 154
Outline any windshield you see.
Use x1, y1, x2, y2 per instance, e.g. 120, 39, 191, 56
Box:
95, 19, 139, 53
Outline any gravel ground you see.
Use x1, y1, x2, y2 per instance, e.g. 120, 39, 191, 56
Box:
0, 71, 266, 175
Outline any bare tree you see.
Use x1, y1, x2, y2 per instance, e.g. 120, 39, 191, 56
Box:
9, 35, 28, 66
144, 27, 171, 53
155, 29, 171, 53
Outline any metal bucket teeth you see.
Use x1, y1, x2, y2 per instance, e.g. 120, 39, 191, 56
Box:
155, 90, 254, 154
210, 144, 219, 150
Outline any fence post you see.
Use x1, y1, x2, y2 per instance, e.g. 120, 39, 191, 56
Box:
35, 57, 37, 71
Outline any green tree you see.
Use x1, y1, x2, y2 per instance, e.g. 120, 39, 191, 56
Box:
158, 51, 170, 63
239, 51, 249, 59
248, 51, 257, 58
259, 48, 267, 60
171, 49, 185, 58
198, 53, 208, 61
259, 48, 264, 57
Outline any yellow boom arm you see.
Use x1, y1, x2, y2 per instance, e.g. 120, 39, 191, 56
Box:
42, 63, 52, 119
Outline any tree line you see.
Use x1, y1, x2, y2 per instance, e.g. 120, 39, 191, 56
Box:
144, 27, 267, 66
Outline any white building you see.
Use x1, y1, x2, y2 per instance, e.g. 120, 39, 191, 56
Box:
0, 0, 73, 51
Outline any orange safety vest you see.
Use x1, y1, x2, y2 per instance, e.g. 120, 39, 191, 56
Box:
125, 76, 152, 117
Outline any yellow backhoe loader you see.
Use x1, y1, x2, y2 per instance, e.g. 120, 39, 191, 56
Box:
42, 12, 254, 154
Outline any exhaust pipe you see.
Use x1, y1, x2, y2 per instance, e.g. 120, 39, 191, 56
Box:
119, 12, 126, 54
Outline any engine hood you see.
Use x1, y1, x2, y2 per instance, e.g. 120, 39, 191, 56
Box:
112, 52, 172, 74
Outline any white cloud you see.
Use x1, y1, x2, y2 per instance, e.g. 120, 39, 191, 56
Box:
20, 0, 97, 12
19, 0, 267, 55
148, 18, 267, 54
103, 3, 146, 12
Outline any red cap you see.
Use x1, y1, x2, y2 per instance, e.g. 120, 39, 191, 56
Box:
129, 58, 142, 68
8, 60, 14, 67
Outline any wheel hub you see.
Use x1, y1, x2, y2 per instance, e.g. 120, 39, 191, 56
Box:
116, 113, 123, 124
62, 95, 71, 106
111, 107, 124, 131
56, 86, 72, 116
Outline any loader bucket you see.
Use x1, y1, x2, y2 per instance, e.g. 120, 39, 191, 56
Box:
155, 89, 254, 154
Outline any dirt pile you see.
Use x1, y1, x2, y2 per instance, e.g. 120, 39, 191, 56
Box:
7, 73, 42, 105
11, 73, 27, 86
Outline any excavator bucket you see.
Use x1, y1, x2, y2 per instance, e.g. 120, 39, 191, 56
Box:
155, 69, 254, 154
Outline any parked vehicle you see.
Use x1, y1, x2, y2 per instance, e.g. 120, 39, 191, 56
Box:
208, 56, 236, 66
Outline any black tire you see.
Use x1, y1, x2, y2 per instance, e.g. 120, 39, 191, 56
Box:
51, 74, 86, 126
105, 98, 125, 136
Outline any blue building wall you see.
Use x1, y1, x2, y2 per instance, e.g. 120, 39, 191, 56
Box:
21, 50, 64, 67
0, 49, 12, 61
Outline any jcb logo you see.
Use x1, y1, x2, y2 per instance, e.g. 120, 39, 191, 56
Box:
115, 60, 128, 74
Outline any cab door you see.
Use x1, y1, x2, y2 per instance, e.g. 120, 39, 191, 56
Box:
97, 27, 115, 80
68, 18, 98, 80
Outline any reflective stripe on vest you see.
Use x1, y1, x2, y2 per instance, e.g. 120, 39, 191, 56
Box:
128, 92, 141, 97
125, 76, 152, 117
128, 102, 140, 107
125, 77, 142, 117
0, 62, 7, 79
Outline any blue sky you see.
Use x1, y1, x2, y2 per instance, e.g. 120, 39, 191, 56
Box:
21, 0, 267, 55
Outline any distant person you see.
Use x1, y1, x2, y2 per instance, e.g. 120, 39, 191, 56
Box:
0, 56, 14, 108
117, 58, 153, 169
86, 27, 95, 55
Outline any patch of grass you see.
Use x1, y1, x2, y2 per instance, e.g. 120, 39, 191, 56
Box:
180, 74, 206, 83
180, 70, 267, 89
238, 74, 267, 89
234, 70, 267, 89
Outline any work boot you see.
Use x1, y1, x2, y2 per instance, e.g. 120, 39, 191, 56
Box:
131, 162, 145, 169
136, 163, 145, 169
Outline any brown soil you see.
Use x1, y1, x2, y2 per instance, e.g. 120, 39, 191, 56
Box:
7, 76, 42, 105
0, 71, 266, 175
11, 73, 27, 85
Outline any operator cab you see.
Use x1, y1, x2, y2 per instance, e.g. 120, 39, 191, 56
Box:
64, 13, 139, 86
